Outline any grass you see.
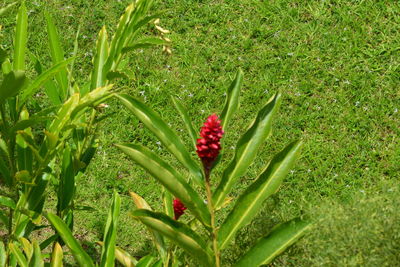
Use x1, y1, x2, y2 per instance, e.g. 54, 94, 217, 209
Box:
2, 0, 400, 265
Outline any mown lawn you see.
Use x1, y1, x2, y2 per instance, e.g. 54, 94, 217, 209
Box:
2, 0, 399, 265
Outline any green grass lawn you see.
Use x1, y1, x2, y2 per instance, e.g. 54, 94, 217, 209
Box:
2, 0, 400, 265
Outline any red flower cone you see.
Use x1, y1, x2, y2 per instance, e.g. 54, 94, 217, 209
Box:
196, 114, 224, 171
173, 198, 187, 220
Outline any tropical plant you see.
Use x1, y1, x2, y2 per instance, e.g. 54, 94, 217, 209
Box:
116, 70, 312, 266
0, 0, 167, 264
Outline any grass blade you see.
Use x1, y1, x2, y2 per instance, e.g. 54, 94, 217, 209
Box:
116, 93, 204, 185
235, 218, 312, 266
218, 141, 303, 249
132, 209, 213, 266
213, 92, 282, 208
91, 26, 109, 90
171, 96, 197, 150
13, 2, 28, 71
220, 69, 243, 130
50, 242, 63, 267
0, 2, 17, 17
100, 191, 121, 267
46, 213, 95, 267
45, 11, 68, 100
117, 144, 210, 227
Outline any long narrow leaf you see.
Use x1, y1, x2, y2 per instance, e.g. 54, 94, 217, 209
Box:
235, 218, 312, 266
132, 209, 213, 266
46, 213, 95, 267
50, 242, 63, 267
213, 92, 282, 208
13, 2, 28, 71
29, 240, 44, 267
171, 96, 197, 149
0, 70, 27, 103
220, 69, 243, 130
9, 243, 27, 267
0, 2, 17, 17
91, 26, 109, 90
0, 241, 6, 267
130, 191, 167, 260
0, 195, 16, 209
121, 38, 167, 54
218, 141, 303, 249
100, 191, 121, 267
19, 58, 73, 105
136, 255, 155, 267
45, 11, 68, 100
116, 94, 204, 185
117, 144, 210, 227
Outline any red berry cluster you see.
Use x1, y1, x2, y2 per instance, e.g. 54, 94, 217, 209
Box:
173, 198, 187, 220
196, 114, 224, 169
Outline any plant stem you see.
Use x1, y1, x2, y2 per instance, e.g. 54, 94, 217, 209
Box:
205, 168, 220, 267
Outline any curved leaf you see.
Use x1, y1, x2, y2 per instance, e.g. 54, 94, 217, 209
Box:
0, 2, 17, 17
218, 141, 303, 249
115, 93, 203, 185
0, 70, 27, 103
117, 144, 210, 227
29, 240, 44, 267
136, 254, 155, 267
132, 209, 213, 266
9, 243, 27, 267
235, 218, 312, 267
91, 26, 109, 90
213, 92, 282, 208
114, 245, 137, 267
50, 242, 63, 267
220, 69, 243, 130
46, 213, 94, 267
0, 241, 6, 267
100, 191, 121, 267
171, 96, 197, 150
122, 38, 167, 54
0, 195, 16, 209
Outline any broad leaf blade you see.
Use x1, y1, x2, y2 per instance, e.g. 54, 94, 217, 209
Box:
100, 191, 121, 267
235, 218, 312, 267
171, 96, 197, 150
91, 26, 109, 90
117, 144, 210, 227
136, 254, 155, 267
13, 2, 28, 71
115, 93, 204, 185
220, 69, 243, 130
218, 141, 303, 249
46, 213, 95, 267
0, 195, 16, 209
50, 242, 63, 267
0, 70, 27, 103
0, 241, 6, 267
213, 92, 282, 208
132, 209, 213, 266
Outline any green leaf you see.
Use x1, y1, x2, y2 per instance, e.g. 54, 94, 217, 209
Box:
13, 2, 28, 71
44, 80, 61, 105
0, 70, 27, 103
29, 240, 44, 267
235, 218, 312, 267
132, 209, 213, 266
136, 254, 156, 267
213, 92, 282, 208
0, 195, 16, 209
130, 191, 167, 260
0, 47, 8, 66
115, 93, 204, 185
45, 11, 68, 100
218, 141, 303, 249
19, 58, 73, 105
162, 188, 174, 219
50, 242, 63, 267
0, 241, 5, 267
171, 96, 197, 150
0, 2, 17, 17
57, 147, 75, 212
100, 191, 121, 267
9, 117, 53, 134
117, 144, 210, 227
9, 243, 28, 267
220, 69, 243, 130
0, 156, 12, 186
114, 246, 137, 267
46, 213, 95, 267
91, 26, 109, 90
122, 37, 167, 54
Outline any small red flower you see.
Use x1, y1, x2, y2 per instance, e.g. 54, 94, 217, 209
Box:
196, 114, 224, 169
173, 198, 187, 220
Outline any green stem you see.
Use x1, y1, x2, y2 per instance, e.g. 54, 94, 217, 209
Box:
205, 168, 220, 267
